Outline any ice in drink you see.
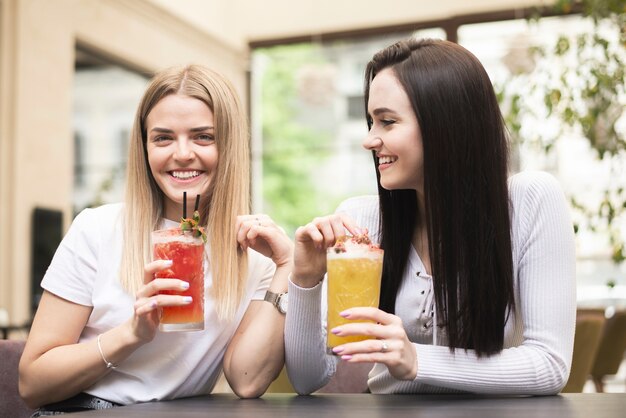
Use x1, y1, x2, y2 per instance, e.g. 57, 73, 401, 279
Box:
326, 235, 383, 351
152, 228, 205, 331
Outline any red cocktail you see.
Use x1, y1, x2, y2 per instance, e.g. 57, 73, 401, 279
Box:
152, 228, 205, 331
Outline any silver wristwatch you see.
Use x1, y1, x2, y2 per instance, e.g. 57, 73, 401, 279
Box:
264, 291, 288, 314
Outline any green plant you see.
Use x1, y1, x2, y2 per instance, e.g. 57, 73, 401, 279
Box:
498, 0, 626, 264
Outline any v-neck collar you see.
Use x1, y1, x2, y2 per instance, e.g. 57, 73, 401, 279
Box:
409, 245, 432, 279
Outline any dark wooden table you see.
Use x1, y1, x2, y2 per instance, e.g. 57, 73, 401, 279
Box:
68, 393, 626, 417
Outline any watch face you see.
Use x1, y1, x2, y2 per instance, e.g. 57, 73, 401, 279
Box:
278, 293, 288, 314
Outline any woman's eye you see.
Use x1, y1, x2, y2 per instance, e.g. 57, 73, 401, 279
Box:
381, 119, 396, 126
196, 134, 215, 142
152, 135, 171, 143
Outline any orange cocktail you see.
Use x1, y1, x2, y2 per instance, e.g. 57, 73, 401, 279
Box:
326, 236, 383, 351
152, 228, 205, 332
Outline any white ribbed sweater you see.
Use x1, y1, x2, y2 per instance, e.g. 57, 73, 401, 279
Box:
285, 171, 576, 395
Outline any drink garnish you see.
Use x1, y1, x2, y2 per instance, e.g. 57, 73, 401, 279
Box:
180, 210, 207, 243
332, 233, 377, 253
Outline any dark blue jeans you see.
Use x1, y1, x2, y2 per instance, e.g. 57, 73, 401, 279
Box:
31, 393, 119, 416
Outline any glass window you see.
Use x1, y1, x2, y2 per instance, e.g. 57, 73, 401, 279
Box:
72, 51, 148, 214
251, 30, 446, 234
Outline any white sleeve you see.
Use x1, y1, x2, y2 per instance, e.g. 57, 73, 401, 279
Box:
249, 251, 277, 300
40, 208, 100, 306
369, 172, 577, 394
285, 278, 339, 395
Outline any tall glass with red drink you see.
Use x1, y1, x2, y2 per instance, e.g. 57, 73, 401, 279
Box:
152, 228, 205, 331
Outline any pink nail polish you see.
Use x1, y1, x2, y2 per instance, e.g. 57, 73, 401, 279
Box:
331, 328, 341, 335
341, 355, 353, 361
339, 310, 350, 318
332, 346, 344, 354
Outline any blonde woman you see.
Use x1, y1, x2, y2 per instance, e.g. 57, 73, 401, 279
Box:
19, 65, 292, 414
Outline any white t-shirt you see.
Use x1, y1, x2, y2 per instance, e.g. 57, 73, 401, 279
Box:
285, 171, 576, 395
41, 203, 275, 405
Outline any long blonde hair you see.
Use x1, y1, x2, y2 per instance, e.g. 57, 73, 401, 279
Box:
121, 65, 250, 320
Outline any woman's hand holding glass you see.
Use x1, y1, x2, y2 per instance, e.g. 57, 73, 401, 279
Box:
293, 213, 417, 381
331, 307, 418, 381
130, 260, 192, 343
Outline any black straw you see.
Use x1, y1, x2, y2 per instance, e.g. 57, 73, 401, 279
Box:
183, 191, 187, 219
194, 194, 200, 212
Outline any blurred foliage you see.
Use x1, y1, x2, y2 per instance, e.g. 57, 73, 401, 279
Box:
555, 0, 626, 30
497, 0, 626, 264
257, 44, 336, 235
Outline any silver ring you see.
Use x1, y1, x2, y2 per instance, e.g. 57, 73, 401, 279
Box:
381, 341, 389, 353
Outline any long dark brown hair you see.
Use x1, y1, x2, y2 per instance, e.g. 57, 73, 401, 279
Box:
365, 39, 514, 356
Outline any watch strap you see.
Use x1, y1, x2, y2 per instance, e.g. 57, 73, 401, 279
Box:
264, 290, 286, 313
264, 290, 280, 305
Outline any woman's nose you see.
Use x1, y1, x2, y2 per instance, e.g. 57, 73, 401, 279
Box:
174, 139, 193, 160
362, 132, 382, 151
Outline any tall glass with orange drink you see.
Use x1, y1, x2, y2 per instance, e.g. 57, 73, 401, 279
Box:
326, 235, 383, 352
152, 228, 205, 332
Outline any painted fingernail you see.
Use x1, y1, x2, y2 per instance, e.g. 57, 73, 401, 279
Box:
151, 300, 158, 308
341, 355, 353, 361
182, 296, 193, 304
180, 281, 190, 290
339, 310, 350, 318
331, 328, 341, 335
163, 260, 173, 266
332, 346, 344, 354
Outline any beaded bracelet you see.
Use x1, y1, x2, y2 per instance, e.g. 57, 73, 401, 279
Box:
97, 334, 117, 370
